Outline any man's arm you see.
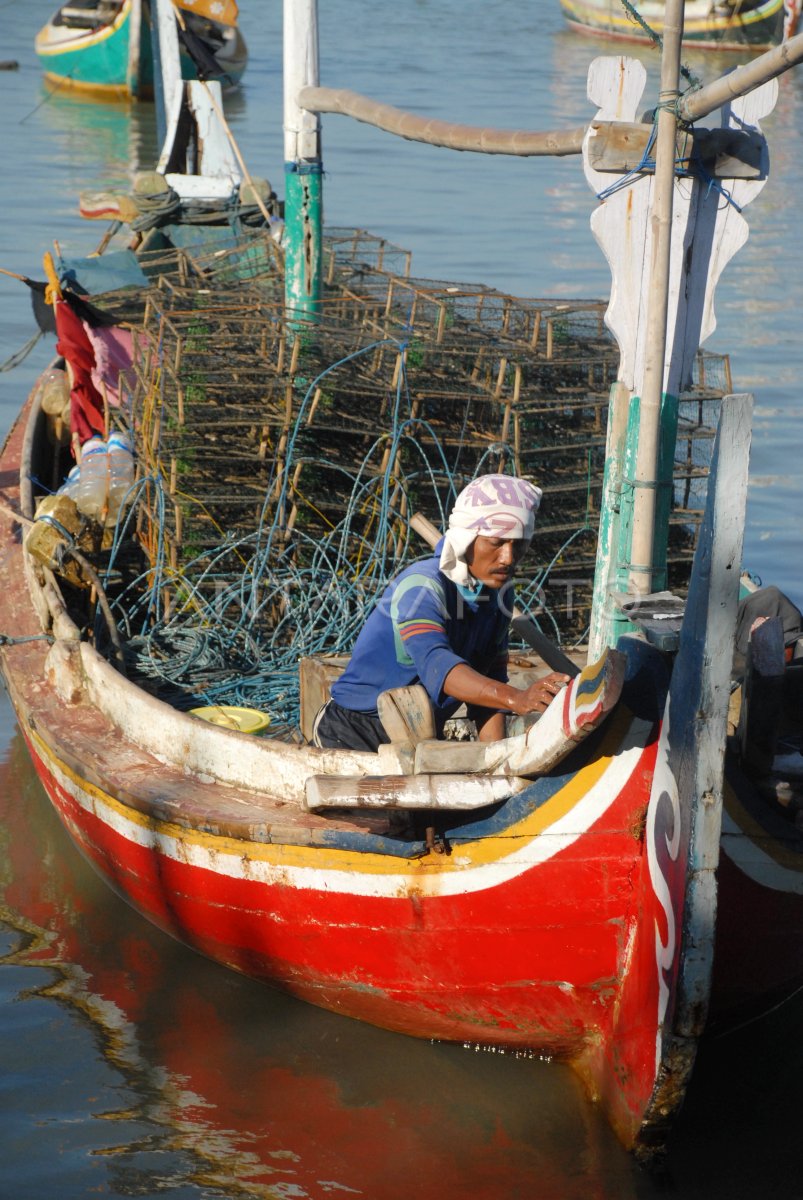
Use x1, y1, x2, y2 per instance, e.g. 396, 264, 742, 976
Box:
443, 662, 570, 740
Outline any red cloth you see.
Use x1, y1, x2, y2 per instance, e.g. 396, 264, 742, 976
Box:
54, 299, 105, 446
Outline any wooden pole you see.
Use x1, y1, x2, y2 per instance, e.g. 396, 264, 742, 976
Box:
283, 0, 323, 322
679, 30, 803, 123
295, 32, 803, 171
297, 86, 587, 157
627, 0, 685, 597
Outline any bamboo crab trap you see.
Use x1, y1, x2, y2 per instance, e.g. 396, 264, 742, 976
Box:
103, 225, 729, 732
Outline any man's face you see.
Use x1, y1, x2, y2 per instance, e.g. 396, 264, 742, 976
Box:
465, 535, 528, 589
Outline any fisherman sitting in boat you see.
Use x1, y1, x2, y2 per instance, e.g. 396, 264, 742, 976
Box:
312, 474, 570, 752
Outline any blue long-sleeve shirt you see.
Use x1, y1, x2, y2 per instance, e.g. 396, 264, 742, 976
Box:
331, 544, 511, 731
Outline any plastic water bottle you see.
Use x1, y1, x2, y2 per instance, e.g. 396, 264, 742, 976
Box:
59, 464, 81, 502
74, 437, 109, 519
107, 431, 135, 519
38, 367, 70, 418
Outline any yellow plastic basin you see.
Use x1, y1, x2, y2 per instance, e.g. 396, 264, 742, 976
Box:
189, 705, 272, 735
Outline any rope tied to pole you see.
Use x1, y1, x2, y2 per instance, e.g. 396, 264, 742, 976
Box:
595, 106, 743, 212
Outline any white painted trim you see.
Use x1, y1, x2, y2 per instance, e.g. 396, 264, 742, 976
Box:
77, 643, 376, 797
47, 715, 653, 897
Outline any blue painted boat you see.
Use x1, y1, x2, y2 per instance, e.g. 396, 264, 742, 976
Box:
34, 0, 247, 99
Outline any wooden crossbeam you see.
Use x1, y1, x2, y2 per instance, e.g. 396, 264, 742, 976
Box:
587, 122, 765, 179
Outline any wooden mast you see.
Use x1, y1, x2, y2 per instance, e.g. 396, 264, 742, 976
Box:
584, 52, 777, 654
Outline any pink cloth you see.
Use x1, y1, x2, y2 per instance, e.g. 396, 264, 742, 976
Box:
83, 322, 138, 408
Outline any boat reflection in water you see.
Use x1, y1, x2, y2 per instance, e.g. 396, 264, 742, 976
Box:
31, 85, 160, 195
0, 725, 637, 1200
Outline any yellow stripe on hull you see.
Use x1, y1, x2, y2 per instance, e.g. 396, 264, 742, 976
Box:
28, 707, 648, 883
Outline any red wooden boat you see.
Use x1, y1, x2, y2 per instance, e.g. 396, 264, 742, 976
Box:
3, 0, 803, 1165
0, 734, 628, 1194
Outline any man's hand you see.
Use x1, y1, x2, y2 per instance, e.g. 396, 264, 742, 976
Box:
513, 671, 571, 715
444, 664, 571, 719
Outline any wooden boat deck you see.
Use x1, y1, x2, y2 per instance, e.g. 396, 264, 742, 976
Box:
0, 398, 414, 849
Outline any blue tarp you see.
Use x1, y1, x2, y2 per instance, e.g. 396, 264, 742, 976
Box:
58, 249, 150, 296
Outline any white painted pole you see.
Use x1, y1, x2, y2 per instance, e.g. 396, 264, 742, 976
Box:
283, 0, 321, 164
152, 0, 184, 167
627, 0, 686, 596
283, 0, 323, 318
126, 0, 142, 98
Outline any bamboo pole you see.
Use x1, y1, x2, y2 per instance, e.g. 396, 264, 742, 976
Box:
627, 0, 686, 597
299, 31, 803, 163
297, 86, 586, 157
197, 80, 276, 226
679, 30, 803, 122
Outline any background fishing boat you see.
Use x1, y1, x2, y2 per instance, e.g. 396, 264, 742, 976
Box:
559, 0, 798, 50
35, 0, 247, 99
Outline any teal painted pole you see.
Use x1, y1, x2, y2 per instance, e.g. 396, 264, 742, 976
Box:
283, 0, 322, 323
284, 164, 323, 321
588, 380, 628, 658
588, 385, 680, 656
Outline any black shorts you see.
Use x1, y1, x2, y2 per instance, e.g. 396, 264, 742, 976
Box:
312, 697, 389, 753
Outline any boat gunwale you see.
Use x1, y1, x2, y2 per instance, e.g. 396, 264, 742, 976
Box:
34, 0, 132, 56
0, 388, 656, 865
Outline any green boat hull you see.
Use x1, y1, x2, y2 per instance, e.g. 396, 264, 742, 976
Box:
35, 1, 246, 99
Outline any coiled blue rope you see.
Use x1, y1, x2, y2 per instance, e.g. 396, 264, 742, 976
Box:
103, 338, 591, 732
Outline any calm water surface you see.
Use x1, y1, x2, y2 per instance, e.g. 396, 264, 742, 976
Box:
1, 2, 803, 1196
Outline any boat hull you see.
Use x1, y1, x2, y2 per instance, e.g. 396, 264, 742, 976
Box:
0, 380, 690, 1152
713, 765, 803, 1019
13, 678, 657, 1055
35, 1, 142, 98
2, 377, 797, 1156
559, 0, 786, 50
34, 0, 247, 98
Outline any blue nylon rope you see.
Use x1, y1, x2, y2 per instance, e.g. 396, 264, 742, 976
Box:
99, 338, 590, 733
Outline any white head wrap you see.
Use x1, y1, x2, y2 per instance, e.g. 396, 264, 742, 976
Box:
439, 474, 542, 587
